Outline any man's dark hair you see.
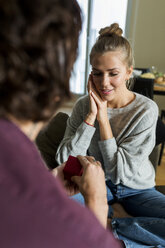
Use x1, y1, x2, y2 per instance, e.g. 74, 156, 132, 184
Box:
0, 0, 82, 121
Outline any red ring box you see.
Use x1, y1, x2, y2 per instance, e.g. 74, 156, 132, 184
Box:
63, 155, 83, 181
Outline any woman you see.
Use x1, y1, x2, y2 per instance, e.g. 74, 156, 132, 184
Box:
56, 23, 165, 245
0, 1, 123, 247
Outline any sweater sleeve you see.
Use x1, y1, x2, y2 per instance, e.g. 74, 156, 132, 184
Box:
98, 102, 158, 186
55, 97, 96, 164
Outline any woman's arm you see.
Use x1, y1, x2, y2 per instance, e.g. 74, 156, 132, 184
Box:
99, 103, 158, 186
55, 96, 96, 164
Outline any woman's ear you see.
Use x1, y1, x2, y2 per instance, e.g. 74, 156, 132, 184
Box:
126, 66, 133, 80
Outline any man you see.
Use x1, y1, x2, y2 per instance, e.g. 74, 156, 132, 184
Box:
0, 0, 123, 247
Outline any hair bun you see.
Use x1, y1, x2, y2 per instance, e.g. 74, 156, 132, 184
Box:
98, 23, 123, 39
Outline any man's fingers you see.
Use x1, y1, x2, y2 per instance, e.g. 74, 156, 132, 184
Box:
77, 155, 91, 169
95, 161, 102, 166
85, 156, 95, 162
61, 162, 66, 168
84, 156, 102, 167
71, 175, 81, 186
52, 162, 66, 177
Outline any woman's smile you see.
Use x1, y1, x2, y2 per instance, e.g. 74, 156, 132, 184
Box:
100, 88, 114, 95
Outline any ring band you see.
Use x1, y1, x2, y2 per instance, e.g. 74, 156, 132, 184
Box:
92, 158, 101, 166
82, 157, 88, 161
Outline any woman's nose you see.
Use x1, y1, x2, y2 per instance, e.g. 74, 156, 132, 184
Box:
101, 75, 109, 87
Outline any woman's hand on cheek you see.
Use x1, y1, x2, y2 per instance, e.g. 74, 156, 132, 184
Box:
90, 73, 101, 98
86, 75, 97, 125
89, 73, 108, 123
91, 91, 108, 123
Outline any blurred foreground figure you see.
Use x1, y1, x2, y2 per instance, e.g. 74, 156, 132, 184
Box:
0, 0, 123, 247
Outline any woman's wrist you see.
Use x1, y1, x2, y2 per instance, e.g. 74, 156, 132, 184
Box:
98, 118, 113, 140
84, 120, 94, 127
85, 113, 96, 126
97, 116, 109, 125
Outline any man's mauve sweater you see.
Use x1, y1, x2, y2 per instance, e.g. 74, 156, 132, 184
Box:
0, 119, 122, 248
56, 93, 158, 189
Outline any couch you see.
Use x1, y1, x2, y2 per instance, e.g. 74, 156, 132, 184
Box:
35, 112, 165, 195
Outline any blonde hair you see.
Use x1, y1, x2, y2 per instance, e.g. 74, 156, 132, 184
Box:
90, 23, 134, 68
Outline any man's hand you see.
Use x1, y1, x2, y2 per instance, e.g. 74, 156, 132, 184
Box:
72, 155, 108, 228
52, 163, 79, 196
52, 156, 108, 228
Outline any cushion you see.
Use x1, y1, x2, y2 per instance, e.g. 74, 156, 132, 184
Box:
35, 112, 69, 169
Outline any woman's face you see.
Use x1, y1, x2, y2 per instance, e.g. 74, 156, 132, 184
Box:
91, 51, 133, 102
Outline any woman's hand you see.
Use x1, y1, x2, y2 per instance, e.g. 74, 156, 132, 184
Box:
52, 163, 79, 196
88, 74, 108, 124
85, 75, 97, 125
91, 91, 108, 123
88, 75, 97, 117
89, 74, 113, 140
71, 155, 108, 228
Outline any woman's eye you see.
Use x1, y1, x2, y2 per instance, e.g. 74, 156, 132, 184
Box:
92, 72, 118, 77
93, 72, 102, 76
110, 73, 118, 77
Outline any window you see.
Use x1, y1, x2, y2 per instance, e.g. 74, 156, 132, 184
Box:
70, 0, 128, 95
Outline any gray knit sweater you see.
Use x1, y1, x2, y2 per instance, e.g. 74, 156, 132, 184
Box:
56, 93, 158, 189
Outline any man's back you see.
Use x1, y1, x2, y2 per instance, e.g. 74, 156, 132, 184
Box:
0, 118, 122, 248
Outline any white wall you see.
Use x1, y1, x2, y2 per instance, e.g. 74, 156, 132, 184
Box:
126, 0, 165, 112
